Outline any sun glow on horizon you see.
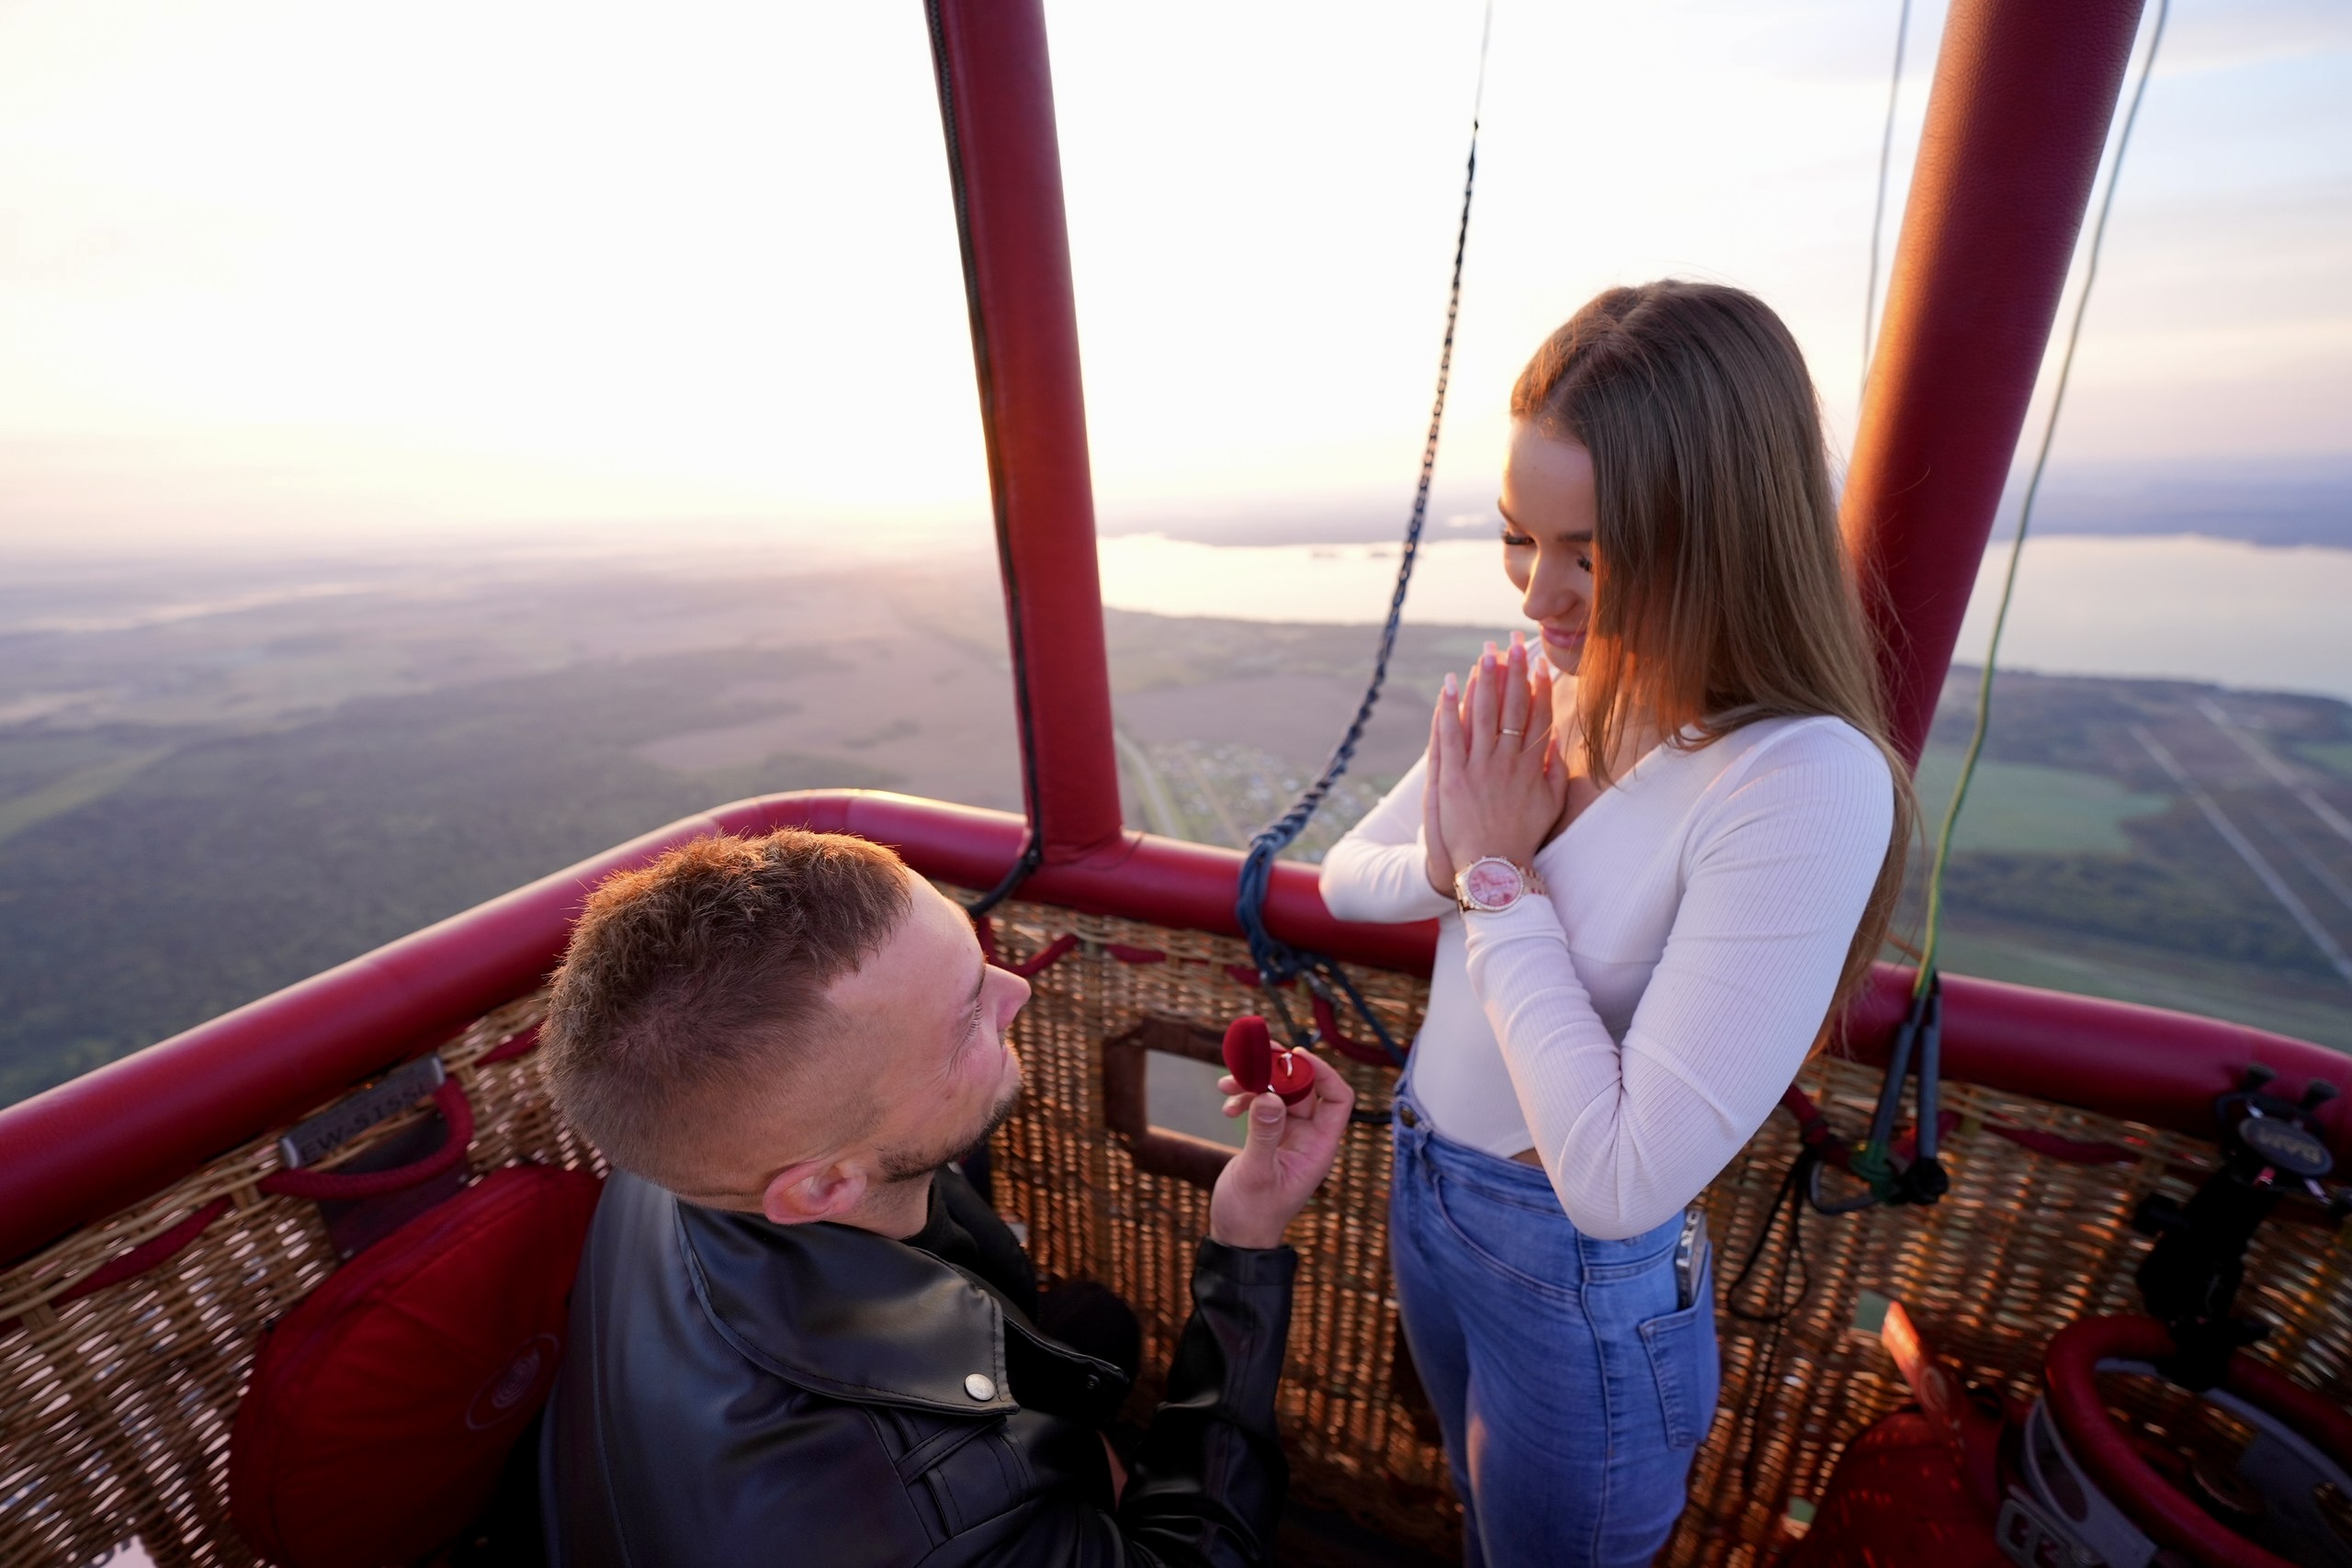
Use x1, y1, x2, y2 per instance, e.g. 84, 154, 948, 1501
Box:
2, 0, 2346, 553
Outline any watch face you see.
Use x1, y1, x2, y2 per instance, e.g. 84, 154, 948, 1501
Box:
1462, 859, 1523, 910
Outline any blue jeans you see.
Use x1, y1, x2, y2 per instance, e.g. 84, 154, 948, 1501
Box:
1390, 1085, 1719, 1567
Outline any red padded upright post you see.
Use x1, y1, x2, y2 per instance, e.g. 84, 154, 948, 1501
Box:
926, 0, 1124, 863
1844, 0, 2147, 763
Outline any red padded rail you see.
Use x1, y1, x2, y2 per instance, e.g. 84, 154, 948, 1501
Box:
1844, 0, 2148, 762
1842, 965, 2346, 1161
2042, 1315, 2352, 1568
0, 810, 741, 1268
747, 793, 1432, 972
1, 789, 2342, 1267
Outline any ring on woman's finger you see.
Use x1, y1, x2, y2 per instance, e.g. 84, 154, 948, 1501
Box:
1499, 727, 1524, 738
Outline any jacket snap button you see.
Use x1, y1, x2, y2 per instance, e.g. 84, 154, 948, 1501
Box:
965, 1373, 996, 1401
1398, 1105, 1419, 1128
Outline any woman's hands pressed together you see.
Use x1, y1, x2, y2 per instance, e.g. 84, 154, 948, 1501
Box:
1423, 633, 1570, 895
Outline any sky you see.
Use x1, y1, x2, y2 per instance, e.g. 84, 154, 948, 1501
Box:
0, 0, 2346, 555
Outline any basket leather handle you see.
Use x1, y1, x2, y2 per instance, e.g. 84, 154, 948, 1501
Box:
10, 1076, 477, 1328
259, 1078, 474, 1201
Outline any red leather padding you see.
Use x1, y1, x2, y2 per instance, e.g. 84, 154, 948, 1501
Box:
9, 790, 2344, 1270
230, 1165, 602, 1568
1780, 1410, 2009, 1568
1842, 0, 2147, 762
932, 0, 1125, 863
2043, 1314, 2352, 1568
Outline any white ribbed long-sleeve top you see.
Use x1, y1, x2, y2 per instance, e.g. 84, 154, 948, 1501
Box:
1319, 715, 1894, 1240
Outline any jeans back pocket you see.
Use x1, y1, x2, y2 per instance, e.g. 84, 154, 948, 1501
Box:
1635, 1247, 1720, 1449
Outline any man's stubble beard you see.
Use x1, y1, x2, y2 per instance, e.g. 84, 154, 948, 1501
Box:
873, 1072, 1024, 1186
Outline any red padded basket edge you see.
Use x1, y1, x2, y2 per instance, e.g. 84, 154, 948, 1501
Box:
229, 1165, 602, 1568
4, 789, 2342, 1269
2042, 1314, 2352, 1568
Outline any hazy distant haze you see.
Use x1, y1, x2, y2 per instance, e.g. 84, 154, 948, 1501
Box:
1, 0, 2346, 558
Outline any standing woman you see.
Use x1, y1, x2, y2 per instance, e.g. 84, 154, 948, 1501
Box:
1319, 282, 1912, 1566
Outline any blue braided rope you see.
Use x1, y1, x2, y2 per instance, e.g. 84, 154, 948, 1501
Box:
1233, 7, 1490, 1063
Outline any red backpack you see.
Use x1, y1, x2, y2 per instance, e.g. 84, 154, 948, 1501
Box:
230, 1162, 602, 1567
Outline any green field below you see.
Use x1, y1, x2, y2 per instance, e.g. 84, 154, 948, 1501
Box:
1922, 919, 2352, 1053
8, 574, 2350, 1108
1912, 748, 2172, 854
2290, 740, 2352, 780
0, 748, 172, 846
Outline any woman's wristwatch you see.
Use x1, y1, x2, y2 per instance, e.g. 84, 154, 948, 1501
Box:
1453, 856, 1547, 913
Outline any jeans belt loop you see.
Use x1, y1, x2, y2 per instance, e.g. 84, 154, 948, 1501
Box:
1393, 1093, 1430, 1154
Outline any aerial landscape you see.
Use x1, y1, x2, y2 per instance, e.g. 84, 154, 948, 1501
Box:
3, 0, 2344, 1110
5, 3, 2351, 1564
5, 534, 2348, 1110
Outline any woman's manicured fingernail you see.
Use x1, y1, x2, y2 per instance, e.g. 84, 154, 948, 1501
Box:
1442, 673, 1458, 698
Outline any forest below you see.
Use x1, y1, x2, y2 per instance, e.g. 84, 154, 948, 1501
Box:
3, 552, 2349, 1107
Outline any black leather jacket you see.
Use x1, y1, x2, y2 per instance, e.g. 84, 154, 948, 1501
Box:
541, 1170, 1295, 1565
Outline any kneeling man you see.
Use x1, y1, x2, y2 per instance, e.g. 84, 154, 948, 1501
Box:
538, 829, 1352, 1565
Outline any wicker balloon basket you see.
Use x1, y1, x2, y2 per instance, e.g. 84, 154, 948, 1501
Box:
3, 892, 2346, 1565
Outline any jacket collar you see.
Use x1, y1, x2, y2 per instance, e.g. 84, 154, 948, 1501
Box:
673, 1190, 1123, 1421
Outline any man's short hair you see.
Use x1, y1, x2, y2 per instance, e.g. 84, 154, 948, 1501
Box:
542, 829, 913, 1187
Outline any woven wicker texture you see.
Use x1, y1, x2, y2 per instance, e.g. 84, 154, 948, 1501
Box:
977, 900, 1453, 1549
1679, 1052, 2352, 1567
976, 900, 2352, 1565
4, 897, 2347, 1566
0, 998, 583, 1568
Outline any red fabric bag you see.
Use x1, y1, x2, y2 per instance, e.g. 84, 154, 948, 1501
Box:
230, 1164, 602, 1568
1780, 1411, 2010, 1568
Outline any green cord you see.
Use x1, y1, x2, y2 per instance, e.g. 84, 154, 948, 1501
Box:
1912, 0, 2169, 997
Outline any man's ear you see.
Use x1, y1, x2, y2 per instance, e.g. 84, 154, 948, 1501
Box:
761, 1155, 868, 1226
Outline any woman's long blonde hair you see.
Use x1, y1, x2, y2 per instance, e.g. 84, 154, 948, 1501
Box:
1511, 280, 1915, 1022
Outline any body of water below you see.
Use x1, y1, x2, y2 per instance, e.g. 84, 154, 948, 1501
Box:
1096, 533, 2352, 704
